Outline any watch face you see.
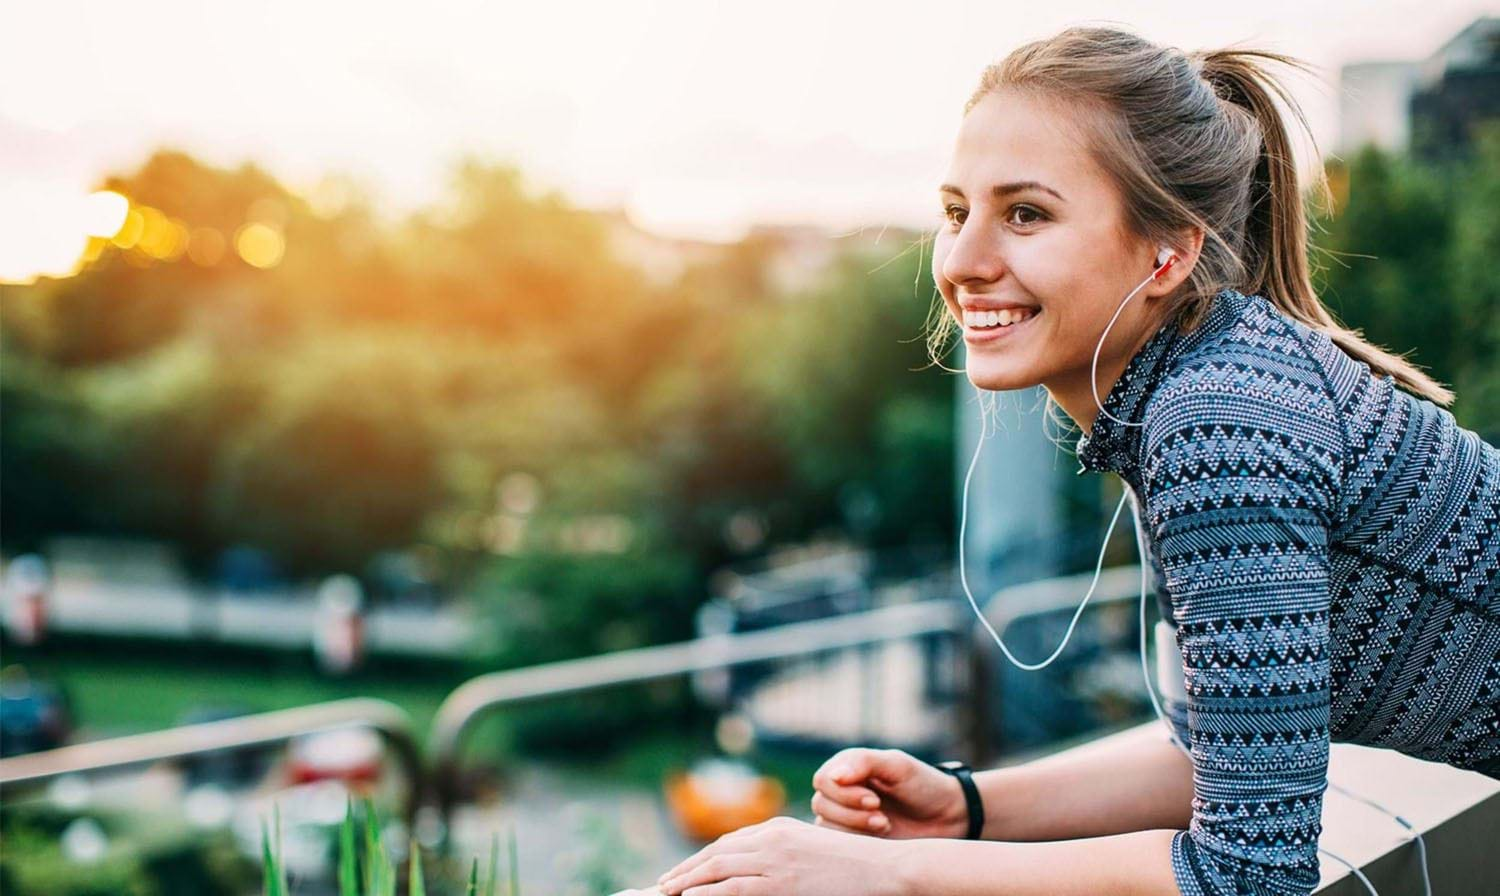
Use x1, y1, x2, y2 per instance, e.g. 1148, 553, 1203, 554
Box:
937, 760, 967, 772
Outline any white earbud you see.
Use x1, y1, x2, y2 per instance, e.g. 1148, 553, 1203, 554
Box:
1089, 249, 1176, 430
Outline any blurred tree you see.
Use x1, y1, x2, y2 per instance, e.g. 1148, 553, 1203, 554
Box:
6, 127, 1493, 672
1311, 121, 1500, 440
732, 243, 954, 549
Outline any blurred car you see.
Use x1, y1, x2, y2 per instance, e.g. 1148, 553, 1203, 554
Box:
0, 664, 73, 757
663, 757, 784, 843
284, 727, 383, 790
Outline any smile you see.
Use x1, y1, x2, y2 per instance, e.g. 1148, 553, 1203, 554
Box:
963, 308, 1041, 344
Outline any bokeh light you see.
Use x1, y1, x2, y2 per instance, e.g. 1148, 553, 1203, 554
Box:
112, 209, 146, 249
235, 222, 286, 269
80, 191, 129, 239
0, 186, 136, 285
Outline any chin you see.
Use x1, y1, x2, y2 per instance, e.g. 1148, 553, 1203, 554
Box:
963, 358, 1042, 393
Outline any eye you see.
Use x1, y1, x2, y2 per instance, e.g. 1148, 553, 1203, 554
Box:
940, 203, 1047, 230
1007, 204, 1046, 226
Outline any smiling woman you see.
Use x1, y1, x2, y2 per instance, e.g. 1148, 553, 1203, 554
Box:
635, 21, 1500, 896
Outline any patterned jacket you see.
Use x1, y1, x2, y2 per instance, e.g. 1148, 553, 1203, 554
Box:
1075, 288, 1500, 896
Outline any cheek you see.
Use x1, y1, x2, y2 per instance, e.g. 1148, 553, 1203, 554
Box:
1002, 238, 1074, 298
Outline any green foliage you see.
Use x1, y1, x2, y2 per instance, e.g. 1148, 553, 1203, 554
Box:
0, 803, 256, 896
0, 819, 153, 896
261, 806, 285, 896
1311, 122, 1500, 439
261, 798, 515, 896
340, 804, 359, 896
732, 245, 954, 548
1, 145, 959, 630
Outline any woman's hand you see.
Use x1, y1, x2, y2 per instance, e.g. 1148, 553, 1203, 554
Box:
653, 816, 908, 896
809, 747, 966, 839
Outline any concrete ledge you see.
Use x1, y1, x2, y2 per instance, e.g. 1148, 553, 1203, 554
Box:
1074, 723, 1500, 894
1314, 739, 1500, 894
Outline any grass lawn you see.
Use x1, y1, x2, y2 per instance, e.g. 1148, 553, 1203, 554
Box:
12, 646, 460, 745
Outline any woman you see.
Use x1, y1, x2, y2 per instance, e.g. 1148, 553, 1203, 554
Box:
647, 24, 1499, 896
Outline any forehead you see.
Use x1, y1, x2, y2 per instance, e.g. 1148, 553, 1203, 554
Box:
944, 89, 1106, 197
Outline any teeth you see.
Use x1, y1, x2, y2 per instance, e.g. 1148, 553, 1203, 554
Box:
965, 308, 1036, 328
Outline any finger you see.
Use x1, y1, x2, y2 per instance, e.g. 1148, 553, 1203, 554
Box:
681, 877, 769, 896
821, 779, 884, 811
659, 853, 764, 896
810, 791, 888, 833
813, 751, 873, 791
813, 813, 884, 836
656, 830, 760, 887
812, 765, 883, 810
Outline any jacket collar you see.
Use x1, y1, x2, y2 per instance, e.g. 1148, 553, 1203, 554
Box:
1073, 288, 1251, 476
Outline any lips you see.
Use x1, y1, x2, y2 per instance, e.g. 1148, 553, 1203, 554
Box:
958, 303, 1040, 313
962, 308, 1042, 344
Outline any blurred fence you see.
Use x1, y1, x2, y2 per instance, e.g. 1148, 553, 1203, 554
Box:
6, 565, 1494, 891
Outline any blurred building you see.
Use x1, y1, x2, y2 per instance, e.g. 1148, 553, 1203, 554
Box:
1338, 16, 1500, 160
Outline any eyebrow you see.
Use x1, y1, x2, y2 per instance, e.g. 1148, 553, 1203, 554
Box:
938, 181, 1066, 203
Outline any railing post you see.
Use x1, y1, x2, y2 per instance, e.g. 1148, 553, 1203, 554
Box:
962, 633, 994, 766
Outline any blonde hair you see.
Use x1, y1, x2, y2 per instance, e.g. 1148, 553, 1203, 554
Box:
923, 24, 1454, 407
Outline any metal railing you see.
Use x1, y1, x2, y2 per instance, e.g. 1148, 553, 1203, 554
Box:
0, 564, 1155, 834
428, 597, 971, 815
427, 564, 1152, 819
0, 697, 424, 822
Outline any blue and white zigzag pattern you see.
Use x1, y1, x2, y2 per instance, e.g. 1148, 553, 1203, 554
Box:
1076, 288, 1500, 896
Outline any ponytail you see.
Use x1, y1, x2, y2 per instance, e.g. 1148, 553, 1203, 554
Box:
1196, 48, 1455, 405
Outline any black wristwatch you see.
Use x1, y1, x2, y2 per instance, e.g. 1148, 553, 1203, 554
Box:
931, 759, 985, 840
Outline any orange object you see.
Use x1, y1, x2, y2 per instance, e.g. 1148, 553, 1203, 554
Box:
664, 761, 786, 842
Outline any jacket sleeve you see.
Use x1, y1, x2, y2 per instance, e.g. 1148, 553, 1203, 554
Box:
1140, 366, 1344, 896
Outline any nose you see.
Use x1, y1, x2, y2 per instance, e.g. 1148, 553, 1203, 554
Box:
938, 219, 1004, 289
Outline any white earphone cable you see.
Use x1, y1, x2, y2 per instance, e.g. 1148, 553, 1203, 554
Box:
955, 262, 1167, 669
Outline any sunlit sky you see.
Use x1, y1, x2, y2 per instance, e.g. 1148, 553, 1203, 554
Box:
2, 1, 1493, 246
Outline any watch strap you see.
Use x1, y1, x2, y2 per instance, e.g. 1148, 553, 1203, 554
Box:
931, 759, 984, 840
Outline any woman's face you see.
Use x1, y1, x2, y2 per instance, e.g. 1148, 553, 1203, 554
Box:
932, 88, 1171, 429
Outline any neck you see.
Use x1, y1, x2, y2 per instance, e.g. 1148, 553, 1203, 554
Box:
1046, 314, 1167, 437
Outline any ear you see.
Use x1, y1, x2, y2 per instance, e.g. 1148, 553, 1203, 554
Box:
1146, 227, 1205, 300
